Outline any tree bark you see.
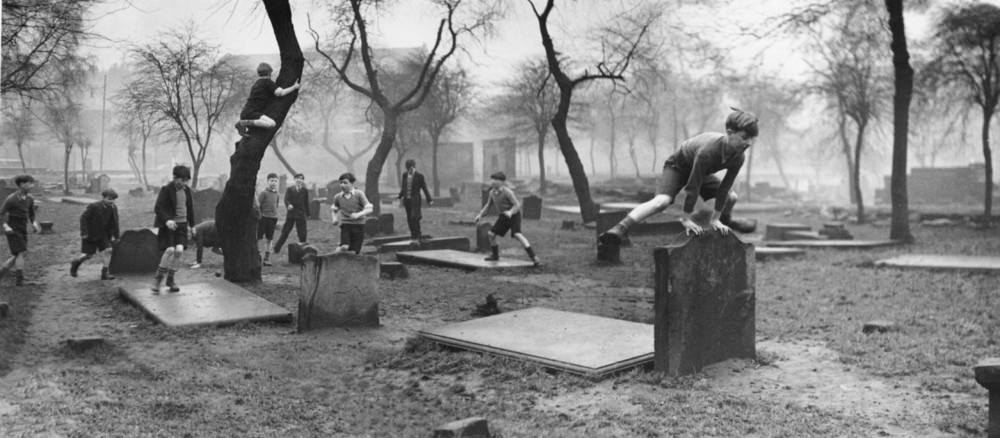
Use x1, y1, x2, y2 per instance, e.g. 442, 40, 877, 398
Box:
216, 0, 304, 282
16, 142, 26, 173
852, 120, 867, 223
63, 143, 72, 195
981, 108, 994, 220
537, 130, 547, 194
885, 0, 913, 241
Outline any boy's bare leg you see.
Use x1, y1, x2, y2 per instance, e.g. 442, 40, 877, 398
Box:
165, 246, 183, 292
0, 256, 13, 279
717, 193, 756, 233
599, 194, 674, 245
484, 232, 500, 261
513, 233, 539, 265
152, 248, 174, 292
13, 253, 26, 286
97, 251, 114, 280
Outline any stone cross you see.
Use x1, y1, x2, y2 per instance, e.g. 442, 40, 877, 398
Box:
653, 233, 756, 376
975, 358, 1000, 438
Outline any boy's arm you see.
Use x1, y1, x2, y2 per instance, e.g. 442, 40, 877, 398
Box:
359, 192, 374, 217
330, 198, 340, 224
304, 189, 310, 217
273, 79, 301, 97
111, 204, 120, 240
0, 196, 10, 230
711, 155, 745, 219
153, 187, 169, 224
504, 188, 520, 216
420, 175, 433, 203
475, 195, 492, 220
398, 173, 406, 199
28, 197, 36, 223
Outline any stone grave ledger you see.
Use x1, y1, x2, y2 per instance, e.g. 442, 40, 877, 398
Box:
109, 229, 161, 274
299, 253, 380, 330
653, 233, 755, 376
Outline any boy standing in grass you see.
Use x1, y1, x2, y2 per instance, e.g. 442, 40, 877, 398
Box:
70, 189, 120, 280
474, 171, 540, 266
599, 108, 759, 244
0, 175, 40, 286
257, 173, 280, 266
152, 165, 195, 293
331, 173, 373, 254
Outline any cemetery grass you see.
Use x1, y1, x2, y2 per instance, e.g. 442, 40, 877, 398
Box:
0, 193, 995, 437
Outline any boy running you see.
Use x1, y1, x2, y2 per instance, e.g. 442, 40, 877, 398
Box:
257, 173, 280, 266
152, 165, 195, 293
474, 171, 540, 266
234, 62, 301, 137
70, 189, 120, 280
0, 175, 40, 286
331, 173, 373, 254
599, 109, 759, 244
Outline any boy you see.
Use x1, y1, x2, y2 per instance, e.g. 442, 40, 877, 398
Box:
599, 109, 759, 245
190, 220, 222, 269
397, 159, 433, 242
273, 173, 309, 253
474, 172, 540, 266
234, 62, 301, 137
257, 173, 280, 265
0, 175, 40, 286
70, 189, 120, 280
152, 165, 195, 293
331, 173, 373, 254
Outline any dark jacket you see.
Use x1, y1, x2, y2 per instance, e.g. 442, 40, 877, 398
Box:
398, 170, 432, 204
284, 185, 310, 219
154, 182, 195, 227
80, 200, 120, 244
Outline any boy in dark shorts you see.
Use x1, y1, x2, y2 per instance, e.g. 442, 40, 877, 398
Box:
151, 165, 195, 293
599, 109, 759, 244
474, 171, 540, 266
257, 173, 280, 265
0, 174, 40, 286
331, 173, 373, 254
234, 62, 301, 137
70, 189, 120, 280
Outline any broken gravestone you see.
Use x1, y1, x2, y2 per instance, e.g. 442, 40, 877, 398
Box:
109, 229, 160, 275
653, 233, 755, 376
298, 252, 379, 331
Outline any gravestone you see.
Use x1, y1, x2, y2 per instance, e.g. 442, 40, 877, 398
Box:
299, 252, 379, 330
764, 223, 811, 241
449, 187, 461, 202
522, 195, 542, 219
38, 221, 54, 234
433, 417, 490, 438
379, 261, 408, 279
128, 187, 145, 197
476, 222, 492, 252
378, 213, 394, 235
308, 198, 325, 220
431, 197, 455, 208
595, 210, 631, 246
819, 222, 853, 240
597, 243, 621, 264
86, 174, 111, 194
368, 234, 431, 247
191, 188, 222, 223
109, 229, 161, 274
785, 230, 823, 240
287, 242, 317, 265
975, 358, 1000, 438
364, 217, 380, 237
318, 187, 329, 199
653, 233, 755, 376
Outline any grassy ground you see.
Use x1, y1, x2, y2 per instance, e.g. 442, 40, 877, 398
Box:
0, 189, 996, 437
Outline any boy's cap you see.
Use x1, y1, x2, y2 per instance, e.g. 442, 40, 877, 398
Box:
172, 165, 192, 180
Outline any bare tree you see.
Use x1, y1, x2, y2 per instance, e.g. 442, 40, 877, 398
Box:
2, 98, 35, 172
115, 81, 163, 190
909, 77, 969, 167
38, 90, 83, 195
413, 63, 472, 197
1, 0, 98, 99
309, 0, 499, 215
933, 2, 1000, 221
216, 0, 304, 282
297, 59, 375, 174
529, 0, 657, 222
128, 27, 248, 189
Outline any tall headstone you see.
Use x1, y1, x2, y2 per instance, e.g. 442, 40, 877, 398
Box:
595, 210, 631, 246
109, 229, 161, 274
299, 253, 379, 330
191, 188, 223, 223
522, 195, 542, 220
476, 222, 492, 252
378, 213, 394, 235
653, 233, 755, 376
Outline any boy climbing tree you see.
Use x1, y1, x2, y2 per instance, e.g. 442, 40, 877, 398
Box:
234, 62, 301, 137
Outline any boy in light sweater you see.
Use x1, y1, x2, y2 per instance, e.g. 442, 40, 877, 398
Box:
331, 173, 373, 254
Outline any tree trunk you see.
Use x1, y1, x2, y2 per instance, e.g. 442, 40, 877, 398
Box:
628, 137, 640, 178
885, 0, 913, 241
365, 111, 398, 216
431, 133, 440, 197
63, 144, 72, 195
852, 120, 867, 223
837, 113, 856, 203
16, 142, 26, 173
217, 0, 304, 282
981, 108, 995, 220
553, 111, 597, 222
141, 137, 149, 189
608, 104, 617, 179
537, 130, 547, 194
589, 135, 596, 177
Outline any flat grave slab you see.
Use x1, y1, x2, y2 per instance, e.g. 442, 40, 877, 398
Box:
118, 279, 292, 328
761, 239, 900, 249
545, 205, 613, 215
600, 202, 639, 210
875, 254, 1000, 272
419, 307, 653, 377
367, 234, 431, 247
396, 249, 535, 270
755, 246, 806, 260
61, 196, 94, 205
378, 236, 470, 253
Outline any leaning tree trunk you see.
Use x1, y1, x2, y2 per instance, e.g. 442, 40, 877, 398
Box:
270, 133, 298, 176
365, 112, 399, 216
216, 0, 304, 283
536, 129, 546, 194
981, 108, 995, 221
552, 100, 597, 223
852, 121, 867, 223
16, 142, 27, 173
63, 143, 72, 195
886, 0, 913, 242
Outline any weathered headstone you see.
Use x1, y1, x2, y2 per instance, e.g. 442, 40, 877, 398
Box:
191, 188, 222, 223
379, 261, 408, 279
278, 174, 288, 194
522, 195, 542, 219
287, 242, 317, 265
368, 234, 431, 247
653, 233, 755, 376
561, 220, 576, 230
476, 222, 492, 253
108, 229, 161, 274
785, 230, 823, 240
378, 213, 394, 235
364, 217, 380, 237
819, 222, 853, 240
764, 223, 811, 241
308, 198, 325, 220
431, 197, 455, 208
974, 358, 1000, 438
86, 174, 111, 194
299, 252, 379, 330
39, 221, 54, 234
449, 187, 461, 202
0, 301, 9, 318
64, 336, 106, 352
433, 417, 490, 438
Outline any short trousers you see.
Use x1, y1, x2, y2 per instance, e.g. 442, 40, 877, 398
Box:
339, 223, 365, 254
491, 212, 522, 237
656, 165, 723, 201
5, 231, 27, 255
158, 222, 189, 251
258, 217, 277, 240
81, 239, 111, 255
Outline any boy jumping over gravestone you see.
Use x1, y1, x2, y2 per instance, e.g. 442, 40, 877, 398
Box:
273, 173, 309, 253
599, 108, 759, 245
234, 62, 301, 137
257, 173, 280, 266
474, 171, 540, 266
0, 175, 40, 286
331, 173, 373, 254
70, 189, 120, 280
152, 165, 195, 293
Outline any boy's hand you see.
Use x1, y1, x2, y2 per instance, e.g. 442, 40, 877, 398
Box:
474, 214, 481, 222
710, 219, 732, 235
349, 212, 361, 220
32, 221, 40, 233
503, 211, 512, 218
2, 224, 12, 234
680, 217, 703, 236
166, 220, 177, 230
